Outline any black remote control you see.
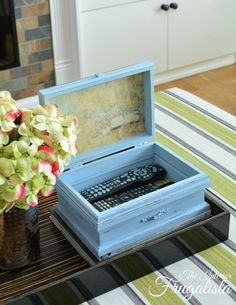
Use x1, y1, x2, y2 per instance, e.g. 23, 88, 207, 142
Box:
92, 182, 159, 212
81, 164, 166, 202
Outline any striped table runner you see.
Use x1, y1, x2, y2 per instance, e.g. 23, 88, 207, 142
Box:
9, 89, 236, 305
155, 88, 236, 214
11, 239, 236, 305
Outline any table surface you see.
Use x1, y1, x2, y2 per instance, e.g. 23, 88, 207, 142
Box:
0, 193, 89, 304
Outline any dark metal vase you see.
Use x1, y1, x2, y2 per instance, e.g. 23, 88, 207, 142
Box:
0, 206, 40, 270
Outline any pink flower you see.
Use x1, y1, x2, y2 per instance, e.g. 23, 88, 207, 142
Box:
37, 160, 52, 174
38, 145, 56, 154
43, 103, 58, 117
38, 189, 54, 197
52, 162, 60, 177
29, 201, 38, 207
71, 143, 79, 155
16, 185, 26, 200
71, 117, 78, 128
21, 111, 27, 122
45, 103, 58, 109
6, 109, 22, 121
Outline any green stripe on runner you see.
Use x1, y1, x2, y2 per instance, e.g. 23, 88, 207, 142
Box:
199, 244, 236, 286
155, 92, 236, 148
180, 229, 236, 286
156, 132, 236, 207
114, 255, 185, 305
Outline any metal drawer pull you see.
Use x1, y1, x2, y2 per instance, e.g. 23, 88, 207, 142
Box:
161, 4, 169, 11
170, 3, 178, 9
140, 208, 168, 222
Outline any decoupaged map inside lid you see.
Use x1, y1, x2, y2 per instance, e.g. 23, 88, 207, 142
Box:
50, 73, 145, 154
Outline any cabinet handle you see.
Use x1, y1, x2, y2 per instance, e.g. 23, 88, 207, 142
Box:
161, 4, 169, 11
170, 2, 178, 9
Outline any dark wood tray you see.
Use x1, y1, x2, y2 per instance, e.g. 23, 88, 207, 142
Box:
0, 191, 230, 304
0, 193, 89, 304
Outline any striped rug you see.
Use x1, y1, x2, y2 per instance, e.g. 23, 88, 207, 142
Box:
155, 88, 236, 214
12, 239, 236, 305
9, 89, 236, 305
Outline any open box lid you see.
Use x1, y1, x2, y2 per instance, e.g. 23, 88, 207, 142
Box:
38, 62, 155, 167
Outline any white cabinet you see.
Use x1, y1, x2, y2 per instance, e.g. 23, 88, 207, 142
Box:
77, 0, 236, 78
49, 0, 236, 84
168, 0, 236, 70
78, 0, 168, 77
79, 0, 139, 12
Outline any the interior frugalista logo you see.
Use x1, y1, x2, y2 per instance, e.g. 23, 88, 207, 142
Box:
148, 270, 232, 300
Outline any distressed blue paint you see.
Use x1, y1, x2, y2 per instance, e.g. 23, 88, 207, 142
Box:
39, 62, 210, 259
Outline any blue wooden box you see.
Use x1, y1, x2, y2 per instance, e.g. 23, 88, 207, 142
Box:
39, 62, 211, 259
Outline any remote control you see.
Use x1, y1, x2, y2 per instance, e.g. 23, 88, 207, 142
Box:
81, 164, 166, 203
92, 182, 159, 212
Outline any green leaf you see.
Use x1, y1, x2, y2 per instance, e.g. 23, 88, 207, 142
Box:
1, 119, 15, 132
28, 144, 38, 156
0, 174, 6, 185
33, 123, 47, 131
18, 122, 30, 136
47, 121, 62, 133
12, 143, 22, 158
31, 105, 46, 116
26, 194, 38, 206
35, 115, 46, 123
31, 136, 44, 146
0, 91, 14, 101
17, 140, 29, 153
2, 188, 17, 202
0, 131, 9, 145
9, 174, 23, 184
40, 184, 54, 196
32, 115, 46, 131
16, 158, 33, 181
44, 172, 56, 185
16, 158, 29, 172
33, 175, 45, 190
21, 109, 32, 122
37, 150, 57, 163
0, 158, 15, 177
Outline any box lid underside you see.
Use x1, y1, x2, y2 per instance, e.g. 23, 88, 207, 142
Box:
39, 62, 155, 166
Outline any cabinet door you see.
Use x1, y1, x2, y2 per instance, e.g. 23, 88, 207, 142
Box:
168, 0, 236, 69
78, 0, 167, 77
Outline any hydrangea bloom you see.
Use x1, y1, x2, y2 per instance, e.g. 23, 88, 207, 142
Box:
0, 91, 79, 213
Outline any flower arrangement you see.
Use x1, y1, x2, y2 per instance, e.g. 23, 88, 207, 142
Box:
0, 91, 79, 213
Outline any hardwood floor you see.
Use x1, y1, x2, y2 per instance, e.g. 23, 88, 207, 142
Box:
155, 64, 236, 115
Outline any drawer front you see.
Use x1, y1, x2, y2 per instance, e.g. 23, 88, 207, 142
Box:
99, 199, 210, 256
79, 0, 142, 12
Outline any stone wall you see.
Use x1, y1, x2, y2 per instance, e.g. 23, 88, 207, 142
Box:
0, 0, 55, 99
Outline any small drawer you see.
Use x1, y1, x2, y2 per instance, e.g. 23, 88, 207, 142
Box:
79, 0, 142, 12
